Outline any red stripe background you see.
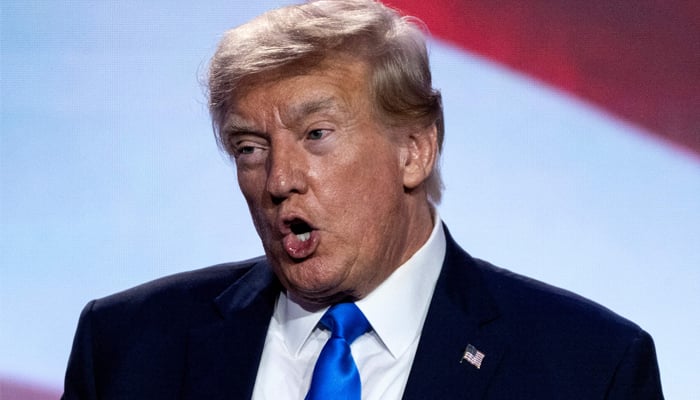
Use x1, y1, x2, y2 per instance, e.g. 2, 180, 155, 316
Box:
387, 0, 700, 158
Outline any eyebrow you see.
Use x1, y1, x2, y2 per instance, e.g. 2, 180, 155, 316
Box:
287, 96, 341, 120
224, 96, 344, 135
224, 115, 258, 135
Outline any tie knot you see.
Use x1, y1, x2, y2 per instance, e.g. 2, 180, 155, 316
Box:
320, 303, 370, 344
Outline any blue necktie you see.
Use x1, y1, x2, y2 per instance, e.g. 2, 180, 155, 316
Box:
305, 303, 370, 400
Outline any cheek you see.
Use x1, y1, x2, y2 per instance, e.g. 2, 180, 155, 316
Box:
323, 140, 401, 185
317, 161, 404, 222
237, 171, 272, 230
237, 169, 264, 200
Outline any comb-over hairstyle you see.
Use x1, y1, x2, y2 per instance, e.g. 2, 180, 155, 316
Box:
208, 0, 444, 203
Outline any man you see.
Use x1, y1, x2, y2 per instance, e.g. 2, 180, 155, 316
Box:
63, 0, 664, 398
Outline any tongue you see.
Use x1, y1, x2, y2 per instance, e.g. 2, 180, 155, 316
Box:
283, 230, 319, 259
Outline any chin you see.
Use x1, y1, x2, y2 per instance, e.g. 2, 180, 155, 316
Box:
295, 290, 359, 310
286, 277, 360, 308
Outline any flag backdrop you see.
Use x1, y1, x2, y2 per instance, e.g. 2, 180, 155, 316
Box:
1, 1, 698, 398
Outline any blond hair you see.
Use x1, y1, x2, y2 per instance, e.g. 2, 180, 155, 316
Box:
208, 0, 444, 203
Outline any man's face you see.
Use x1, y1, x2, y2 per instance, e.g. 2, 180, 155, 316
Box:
224, 57, 433, 308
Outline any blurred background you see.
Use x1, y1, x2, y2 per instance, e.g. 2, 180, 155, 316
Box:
1, 1, 698, 398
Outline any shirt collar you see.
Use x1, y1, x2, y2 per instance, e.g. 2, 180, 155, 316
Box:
277, 215, 446, 358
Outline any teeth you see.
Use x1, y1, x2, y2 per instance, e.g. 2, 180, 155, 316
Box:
295, 232, 311, 242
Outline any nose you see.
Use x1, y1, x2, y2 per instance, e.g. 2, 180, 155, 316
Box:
265, 141, 308, 202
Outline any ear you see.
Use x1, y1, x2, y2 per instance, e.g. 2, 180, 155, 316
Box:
401, 123, 438, 190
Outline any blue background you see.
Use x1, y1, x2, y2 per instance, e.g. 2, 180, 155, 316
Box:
1, 1, 698, 398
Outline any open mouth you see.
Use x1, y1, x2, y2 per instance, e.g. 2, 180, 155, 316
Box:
290, 220, 312, 242
281, 217, 319, 260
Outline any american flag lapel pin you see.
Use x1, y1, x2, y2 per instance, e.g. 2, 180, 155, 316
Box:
460, 344, 485, 369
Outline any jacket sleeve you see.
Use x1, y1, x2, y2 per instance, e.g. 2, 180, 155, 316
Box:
606, 329, 664, 399
62, 300, 99, 400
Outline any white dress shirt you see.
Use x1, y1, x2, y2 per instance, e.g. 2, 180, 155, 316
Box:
251, 218, 446, 399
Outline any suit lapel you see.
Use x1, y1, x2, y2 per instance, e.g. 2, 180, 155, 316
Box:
181, 226, 507, 399
403, 226, 507, 400
182, 260, 281, 400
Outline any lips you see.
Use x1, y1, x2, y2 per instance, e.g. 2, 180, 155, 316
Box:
280, 216, 320, 260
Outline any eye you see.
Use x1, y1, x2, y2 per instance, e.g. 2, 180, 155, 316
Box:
238, 145, 257, 155
228, 135, 268, 161
233, 143, 265, 158
307, 129, 328, 140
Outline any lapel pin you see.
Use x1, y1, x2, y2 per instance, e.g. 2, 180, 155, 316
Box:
460, 344, 485, 369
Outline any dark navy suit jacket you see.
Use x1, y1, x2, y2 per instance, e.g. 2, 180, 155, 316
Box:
63, 227, 663, 399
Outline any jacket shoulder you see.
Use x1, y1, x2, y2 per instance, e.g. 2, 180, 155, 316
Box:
89, 256, 268, 320
474, 259, 640, 331
469, 258, 663, 398
470, 257, 656, 379
63, 256, 272, 398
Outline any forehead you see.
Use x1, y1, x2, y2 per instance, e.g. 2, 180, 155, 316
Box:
225, 57, 373, 126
